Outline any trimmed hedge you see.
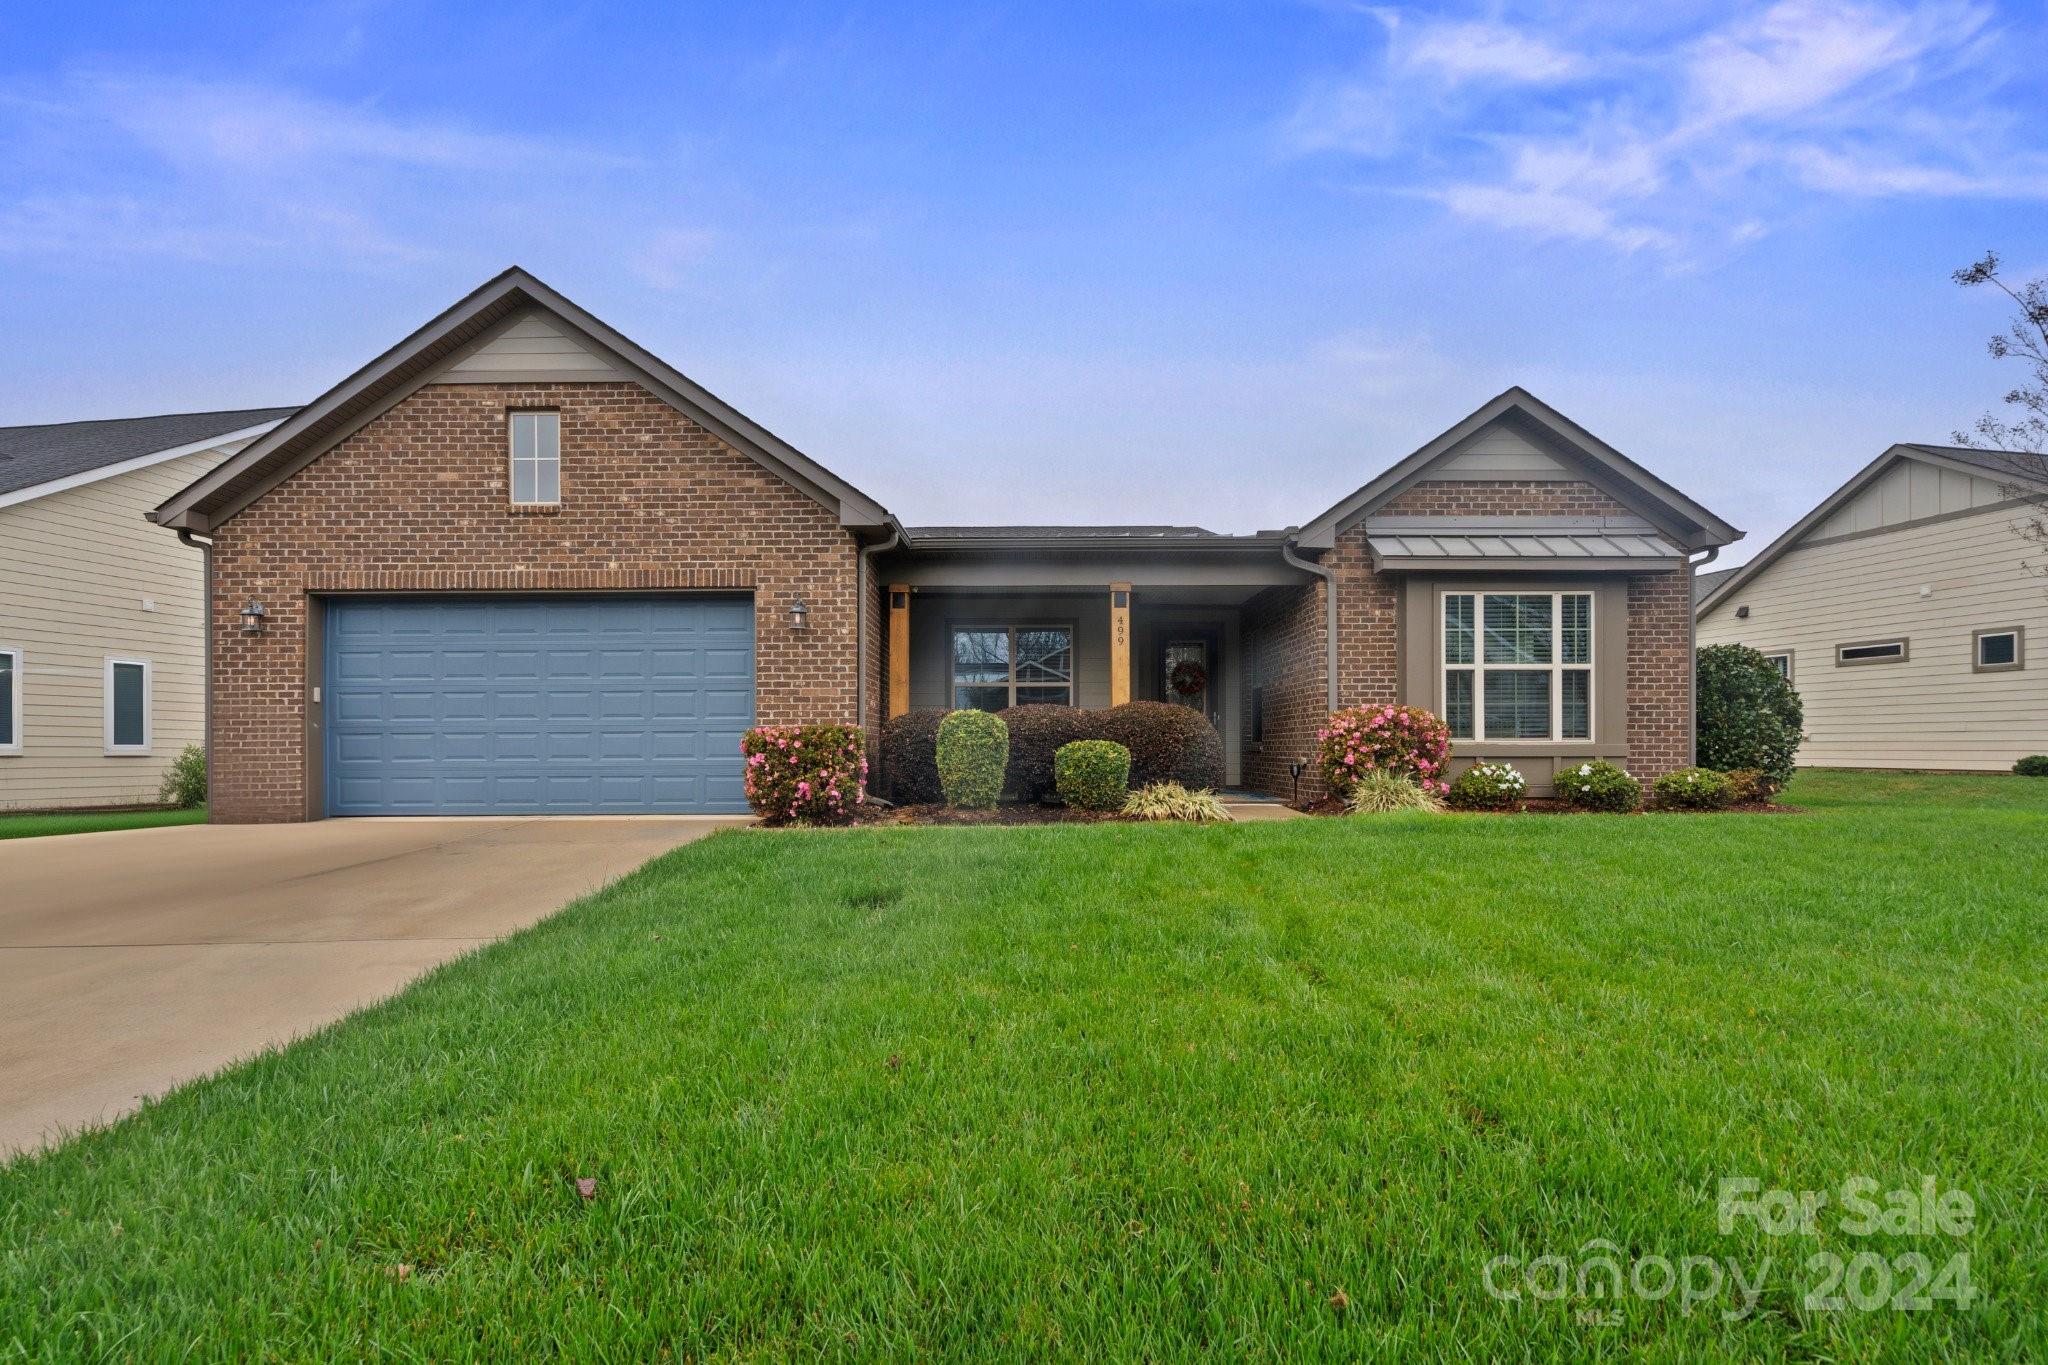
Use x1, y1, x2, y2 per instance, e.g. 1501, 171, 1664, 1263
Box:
2015, 755, 2048, 777
937, 710, 1008, 809
879, 709, 949, 805
1095, 702, 1223, 790
1556, 760, 1642, 813
1652, 765, 1735, 811
1054, 740, 1131, 812
998, 704, 1094, 803
1696, 644, 1804, 786
741, 724, 867, 824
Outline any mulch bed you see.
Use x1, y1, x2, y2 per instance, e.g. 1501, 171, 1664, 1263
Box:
1295, 796, 1799, 816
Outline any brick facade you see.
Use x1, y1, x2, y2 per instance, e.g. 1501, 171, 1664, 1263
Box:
1277, 480, 1696, 795
1240, 580, 1328, 801
207, 381, 862, 822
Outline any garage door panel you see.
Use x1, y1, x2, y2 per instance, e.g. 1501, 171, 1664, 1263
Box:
325, 595, 755, 815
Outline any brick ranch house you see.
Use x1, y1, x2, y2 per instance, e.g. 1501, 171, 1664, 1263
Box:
150, 269, 1742, 821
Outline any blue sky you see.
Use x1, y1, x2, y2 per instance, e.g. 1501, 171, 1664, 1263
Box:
2, 1, 2045, 560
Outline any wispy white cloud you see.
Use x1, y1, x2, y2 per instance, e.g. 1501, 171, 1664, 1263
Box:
1287, 0, 2039, 257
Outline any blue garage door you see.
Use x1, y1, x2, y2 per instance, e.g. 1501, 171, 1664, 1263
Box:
325, 595, 754, 815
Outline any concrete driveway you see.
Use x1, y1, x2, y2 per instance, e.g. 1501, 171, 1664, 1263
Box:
0, 816, 744, 1158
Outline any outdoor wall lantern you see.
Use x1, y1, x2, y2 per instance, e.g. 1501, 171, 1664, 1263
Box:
789, 595, 809, 630
240, 601, 268, 635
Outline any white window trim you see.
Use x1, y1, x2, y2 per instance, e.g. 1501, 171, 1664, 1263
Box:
508, 409, 562, 507
1972, 627, 2024, 674
0, 646, 21, 755
1763, 650, 1794, 684
103, 656, 153, 756
1441, 591, 1595, 743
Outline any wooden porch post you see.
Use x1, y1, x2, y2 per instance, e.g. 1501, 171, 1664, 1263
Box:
1109, 582, 1132, 706
887, 584, 911, 720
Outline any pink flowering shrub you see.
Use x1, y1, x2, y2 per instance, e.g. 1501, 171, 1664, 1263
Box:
740, 723, 867, 824
1316, 703, 1453, 797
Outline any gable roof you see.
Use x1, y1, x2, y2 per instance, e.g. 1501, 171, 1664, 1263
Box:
151, 268, 894, 535
0, 407, 295, 503
1695, 442, 2048, 619
1293, 387, 1741, 553
1693, 566, 1735, 605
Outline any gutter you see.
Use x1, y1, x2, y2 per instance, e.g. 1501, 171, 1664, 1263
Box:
1685, 546, 1719, 768
854, 526, 903, 739
1282, 539, 1340, 711
177, 528, 214, 815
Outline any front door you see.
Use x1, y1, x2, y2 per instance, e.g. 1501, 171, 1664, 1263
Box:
1160, 630, 1221, 730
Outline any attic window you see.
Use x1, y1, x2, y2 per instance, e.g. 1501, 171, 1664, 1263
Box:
1836, 639, 1907, 666
509, 410, 560, 506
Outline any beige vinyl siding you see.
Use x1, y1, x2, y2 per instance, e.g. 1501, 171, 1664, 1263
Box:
1698, 501, 2048, 771
0, 447, 235, 809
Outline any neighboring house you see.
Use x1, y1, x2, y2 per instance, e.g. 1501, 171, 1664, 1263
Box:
150, 268, 1739, 821
1697, 444, 2048, 771
1, 408, 297, 810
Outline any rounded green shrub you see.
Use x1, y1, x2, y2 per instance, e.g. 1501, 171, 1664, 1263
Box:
880, 708, 949, 804
1094, 702, 1223, 790
1696, 644, 1803, 787
1054, 740, 1131, 812
997, 704, 1093, 803
937, 709, 1009, 809
2015, 755, 2048, 777
1445, 761, 1526, 811
158, 743, 207, 809
1652, 765, 1735, 811
1345, 771, 1443, 815
1556, 760, 1642, 813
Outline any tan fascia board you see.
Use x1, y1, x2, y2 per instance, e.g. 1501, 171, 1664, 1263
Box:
1295, 387, 1742, 553
153, 268, 897, 534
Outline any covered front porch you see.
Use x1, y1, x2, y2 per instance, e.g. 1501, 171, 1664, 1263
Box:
876, 529, 1322, 791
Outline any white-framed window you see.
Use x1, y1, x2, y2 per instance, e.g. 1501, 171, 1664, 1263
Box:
1442, 591, 1593, 742
1763, 651, 1793, 684
1836, 638, 1907, 667
1973, 627, 2024, 673
508, 409, 562, 505
0, 646, 20, 755
951, 624, 1075, 709
104, 657, 152, 755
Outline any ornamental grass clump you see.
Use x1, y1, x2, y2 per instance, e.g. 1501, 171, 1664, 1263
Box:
1652, 766, 1736, 811
1317, 704, 1452, 798
741, 724, 867, 824
1445, 761, 1526, 812
1121, 782, 1232, 823
936, 710, 1009, 809
1345, 771, 1444, 815
1556, 759, 1642, 813
1054, 740, 1131, 812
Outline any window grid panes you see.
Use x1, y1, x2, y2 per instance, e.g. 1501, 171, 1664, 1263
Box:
952, 626, 1073, 709
1443, 592, 1593, 741
509, 410, 561, 505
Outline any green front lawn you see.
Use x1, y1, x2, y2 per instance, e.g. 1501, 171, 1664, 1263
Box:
3, 772, 2042, 1359
0, 806, 205, 840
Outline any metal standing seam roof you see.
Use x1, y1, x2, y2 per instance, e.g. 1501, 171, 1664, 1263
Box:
1365, 529, 1684, 562
0, 407, 299, 497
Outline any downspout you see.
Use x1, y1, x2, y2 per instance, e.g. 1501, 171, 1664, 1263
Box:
177, 528, 214, 816
1282, 538, 1340, 711
1685, 545, 1719, 767
854, 527, 902, 735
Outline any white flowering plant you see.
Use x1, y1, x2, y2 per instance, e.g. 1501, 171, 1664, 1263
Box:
1556, 759, 1642, 813
1445, 761, 1527, 812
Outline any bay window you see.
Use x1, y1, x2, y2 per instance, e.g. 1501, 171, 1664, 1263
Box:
1442, 592, 1593, 742
952, 625, 1074, 709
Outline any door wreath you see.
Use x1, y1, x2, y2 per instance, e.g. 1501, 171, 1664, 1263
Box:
1168, 659, 1208, 698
